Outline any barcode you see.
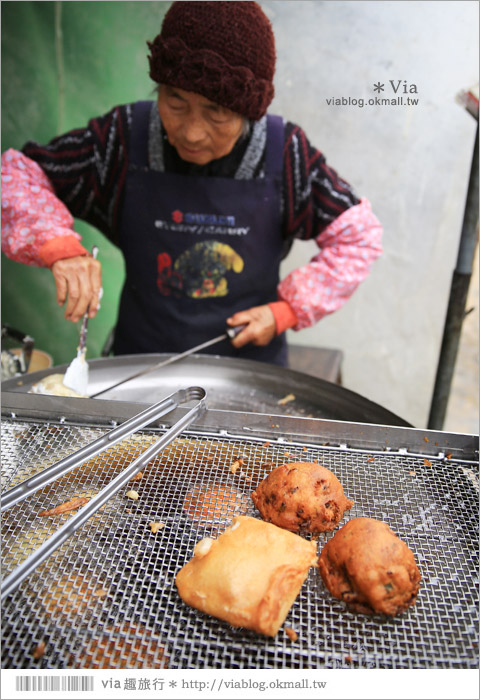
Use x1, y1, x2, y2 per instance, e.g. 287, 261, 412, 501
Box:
15, 676, 94, 692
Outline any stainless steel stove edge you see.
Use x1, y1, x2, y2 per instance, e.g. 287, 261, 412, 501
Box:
2, 391, 478, 464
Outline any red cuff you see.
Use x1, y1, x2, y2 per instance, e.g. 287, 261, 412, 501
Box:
39, 236, 89, 267
268, 301, 299, 335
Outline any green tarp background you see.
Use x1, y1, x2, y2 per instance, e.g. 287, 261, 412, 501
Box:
1, 1, 170, 365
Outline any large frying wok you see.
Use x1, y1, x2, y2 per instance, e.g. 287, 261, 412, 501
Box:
1, 352, 410, 426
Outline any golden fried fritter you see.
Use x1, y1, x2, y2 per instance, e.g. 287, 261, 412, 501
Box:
69, 622, 168, 668
183, 484, 248, 522
251, 462, 353, 533
318, 517, 421, 616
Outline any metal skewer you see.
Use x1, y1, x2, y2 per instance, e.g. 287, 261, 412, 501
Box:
89, 324, 246, 398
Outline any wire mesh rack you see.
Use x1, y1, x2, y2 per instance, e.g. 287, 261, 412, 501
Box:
1, 410, 478, 670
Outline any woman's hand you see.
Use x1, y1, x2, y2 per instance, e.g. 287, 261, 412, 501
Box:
226, 305, 276, 347
51, 255, 102, 322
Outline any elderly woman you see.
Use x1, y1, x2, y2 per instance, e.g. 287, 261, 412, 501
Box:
1, 1, 382, 366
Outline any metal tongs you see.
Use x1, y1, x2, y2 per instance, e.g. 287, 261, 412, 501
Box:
1, 386, 206, 600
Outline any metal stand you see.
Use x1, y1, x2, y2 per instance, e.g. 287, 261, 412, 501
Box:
428, 125, 479, 430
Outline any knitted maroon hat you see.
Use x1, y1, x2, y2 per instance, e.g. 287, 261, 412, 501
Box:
147, 1, 276, 121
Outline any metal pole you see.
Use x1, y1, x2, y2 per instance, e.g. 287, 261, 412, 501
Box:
427, 126, 479, 430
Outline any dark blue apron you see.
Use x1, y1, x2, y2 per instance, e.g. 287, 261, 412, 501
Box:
114, 101, 287, 365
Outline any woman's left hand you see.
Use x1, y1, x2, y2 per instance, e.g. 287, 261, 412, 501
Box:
226, 305, 276, 347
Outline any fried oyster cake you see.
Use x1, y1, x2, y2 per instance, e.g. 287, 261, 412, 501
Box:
251, 462, 354, 534
318, 517, 421, 616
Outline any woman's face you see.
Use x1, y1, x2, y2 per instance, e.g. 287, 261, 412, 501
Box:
157, 85, 245, 165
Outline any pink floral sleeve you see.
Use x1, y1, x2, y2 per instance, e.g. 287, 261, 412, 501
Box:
277, 198, 383, 330
1, 148, 81, 266
2, 148, 382, 333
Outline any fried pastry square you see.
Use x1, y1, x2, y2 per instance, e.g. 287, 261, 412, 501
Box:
176, 515, 317, 636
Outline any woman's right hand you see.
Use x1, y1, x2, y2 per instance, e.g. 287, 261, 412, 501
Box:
51, 255, 102, 322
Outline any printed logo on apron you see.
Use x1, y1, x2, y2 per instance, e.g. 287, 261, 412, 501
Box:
157, 241, 244, 298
